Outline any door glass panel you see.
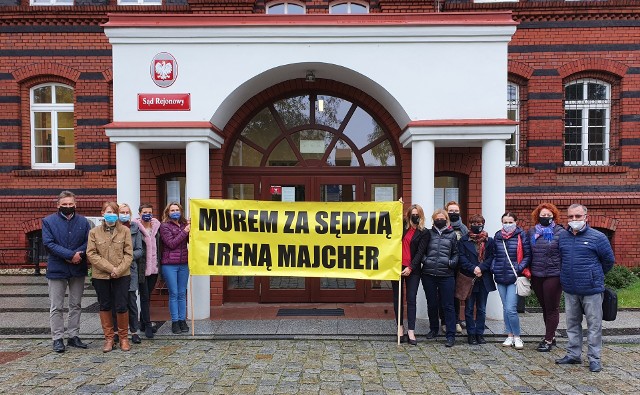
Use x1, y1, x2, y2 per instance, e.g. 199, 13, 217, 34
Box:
295, 129, 332, 161
327, 140, 356, 167
274, 95, 310, 129
320, 183, 356, 290
434, 176, 460, 211
363, 140, 395, 166
230, 141, 262, 167
314, 96, 352, 129
226, 183, 256, 290
241, 108, 281, 150
270, 183, 306, 289
267, 139, 298, 167
343, 107, 382, 150
369, 183, 397, 290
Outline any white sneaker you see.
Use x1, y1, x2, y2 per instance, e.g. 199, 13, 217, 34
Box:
502, 337, 514, 347
441, 324, 446, 333
514, 337, 524, 350
456, 324, 463, 334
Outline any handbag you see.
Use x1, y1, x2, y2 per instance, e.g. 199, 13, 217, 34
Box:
503, 240, 531, 297
455, 271, 476, 300
602, 287, 618, 321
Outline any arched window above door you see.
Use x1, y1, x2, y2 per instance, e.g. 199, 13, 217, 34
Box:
228, 93, 397, 168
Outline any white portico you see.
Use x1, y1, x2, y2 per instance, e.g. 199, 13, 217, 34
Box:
104, 12, 517, 319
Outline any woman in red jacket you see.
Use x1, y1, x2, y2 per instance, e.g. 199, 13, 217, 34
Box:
159, 202, 190, 334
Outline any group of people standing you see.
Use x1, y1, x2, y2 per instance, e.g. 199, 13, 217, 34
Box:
42, 191, 191, 354
394, 200, 615, 373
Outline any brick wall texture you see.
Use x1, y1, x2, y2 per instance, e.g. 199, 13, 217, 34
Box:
1, 1, 638, 306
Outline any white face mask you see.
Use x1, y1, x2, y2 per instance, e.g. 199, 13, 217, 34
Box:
569, 220, 586, 231
502, 223, 516, 233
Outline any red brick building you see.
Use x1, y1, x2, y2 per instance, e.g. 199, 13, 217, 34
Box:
1, 1, 638, 311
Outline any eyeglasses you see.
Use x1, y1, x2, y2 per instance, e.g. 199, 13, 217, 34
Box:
567, 214, 585, 220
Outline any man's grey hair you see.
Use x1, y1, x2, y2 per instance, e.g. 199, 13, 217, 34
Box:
568, 203, 587, 214
58, 190, 76, 203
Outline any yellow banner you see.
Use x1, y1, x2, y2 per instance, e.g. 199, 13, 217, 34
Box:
188, 199, 402, 281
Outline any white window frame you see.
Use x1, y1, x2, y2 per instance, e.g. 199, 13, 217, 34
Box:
30, 83, 75, 170
506, 82, 520, 167
563, 79, 611, 166
329, 1, 369, 14
117, 0, 162, 5
266, 1, 306, 14
30, 0, 73, 5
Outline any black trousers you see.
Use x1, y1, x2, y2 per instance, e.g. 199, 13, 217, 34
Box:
92, 276, 130, 313
111, 290, 139, 332
139, 274, 158, 326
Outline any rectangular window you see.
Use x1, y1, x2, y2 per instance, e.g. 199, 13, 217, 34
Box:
30, 0, 73, 5
117, 0, 162, 4
506, 83, 520, 166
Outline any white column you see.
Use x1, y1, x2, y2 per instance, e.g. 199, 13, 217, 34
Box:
186, 141, 211, 320
482, 138, 506, 320
115, 142, 140, 214
411, 140, 435, 319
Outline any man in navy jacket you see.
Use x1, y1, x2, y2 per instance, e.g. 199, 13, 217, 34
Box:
42, 191, 91, 353
555, 204, 615, 373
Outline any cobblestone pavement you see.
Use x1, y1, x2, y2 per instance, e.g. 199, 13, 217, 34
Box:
0, 338, 638, 394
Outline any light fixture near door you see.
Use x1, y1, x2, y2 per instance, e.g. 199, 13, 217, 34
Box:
305, 70, 316, 83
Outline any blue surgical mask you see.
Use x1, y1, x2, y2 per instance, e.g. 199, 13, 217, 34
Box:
169, 212, 181, 220
104, 213, 118, 224
119, 214, 131, 223
502, 223, 516, 233
141, 213, 153, 222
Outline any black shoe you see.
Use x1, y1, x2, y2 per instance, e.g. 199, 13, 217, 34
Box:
52, 339, 65, 353
179, 320, 189, 333
537, 341, 553, 352
398, 334, 408, 344
589, 361, 602, 372
171, 321, 181, 334
555, 355, 582, 365
467, 335, 478, 345
476, 335, 487, 344
445, 337, 455, 347
131, 334, 142, 344
140, 322, 145, 331
408, 336, 418, 346
67, 336, 88, 349
152, 323, 158, 334
113, 334, 119, 343
426, 330, 438, 339
145, 325, 154, 339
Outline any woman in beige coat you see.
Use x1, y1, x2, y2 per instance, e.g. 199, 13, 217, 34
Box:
87, 201, 133, 352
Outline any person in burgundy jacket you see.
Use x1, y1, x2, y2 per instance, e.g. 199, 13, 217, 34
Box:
159, 201, 190, 334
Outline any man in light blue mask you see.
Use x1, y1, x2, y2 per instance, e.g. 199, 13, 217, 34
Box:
556, 204, 615, 373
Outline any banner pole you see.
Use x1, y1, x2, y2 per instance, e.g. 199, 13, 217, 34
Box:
190, 274, 194, 336
397, 276, 402, 345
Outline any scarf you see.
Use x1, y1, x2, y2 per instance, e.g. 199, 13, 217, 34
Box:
531, 221, 555, 245
134, 217, 161, 276
501, 229, 524, 264
468, 231, 488, 262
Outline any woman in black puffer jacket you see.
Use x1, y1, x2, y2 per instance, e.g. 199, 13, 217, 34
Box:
527, 203, 563, 352
421, 209, 459, 347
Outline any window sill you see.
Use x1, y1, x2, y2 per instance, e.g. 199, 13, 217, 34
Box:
506, 167, 535, 174
13, 169, 83, 177
556, 166, 628, 174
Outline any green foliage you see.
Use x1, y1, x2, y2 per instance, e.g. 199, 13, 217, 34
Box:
629, 266, 640, 279
618, 280, 640, 308
604, 265, 638, 290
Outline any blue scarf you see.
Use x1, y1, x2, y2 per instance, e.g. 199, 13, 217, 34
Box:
531, 221, 555, 245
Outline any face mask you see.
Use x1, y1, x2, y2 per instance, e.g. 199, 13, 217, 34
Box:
169, 212, 181, 221
119, 214, 131, 223
448, 213, 460, 222
502, 223, 516, 233
539, 217, 552, 227
141, 213, 153, 222
410, 215, 420, 225
471, 225, 484, 234
103, 213, 118, 224
569, 220, 585, 231
434, 219, 447, 229
59, 206, 75, 216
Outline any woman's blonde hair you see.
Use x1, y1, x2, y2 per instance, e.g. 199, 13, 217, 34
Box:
431, 208, 450, 227
162, 201, 187, 224
404, 204, 426, 231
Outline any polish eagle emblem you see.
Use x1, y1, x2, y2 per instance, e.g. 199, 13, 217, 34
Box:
154, 60, 173, 81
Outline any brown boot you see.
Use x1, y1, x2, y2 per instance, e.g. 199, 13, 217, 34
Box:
99, 311, 115, 353
116, 312, 131, 351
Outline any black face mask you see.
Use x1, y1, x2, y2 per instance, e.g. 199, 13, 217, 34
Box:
59, 206, 75, 216
539, 217, 552, 227
410, 215, 420, 225
470, 225, 484, 234
434, 219, 447, 229
448, 213, 460, 222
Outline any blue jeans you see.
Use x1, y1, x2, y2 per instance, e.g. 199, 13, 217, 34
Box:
465, 283, 489, 336
497, 283, 521, 336
162, 264, 189, 322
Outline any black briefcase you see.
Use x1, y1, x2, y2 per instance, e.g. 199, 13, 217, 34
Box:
602, 288, 618, 321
